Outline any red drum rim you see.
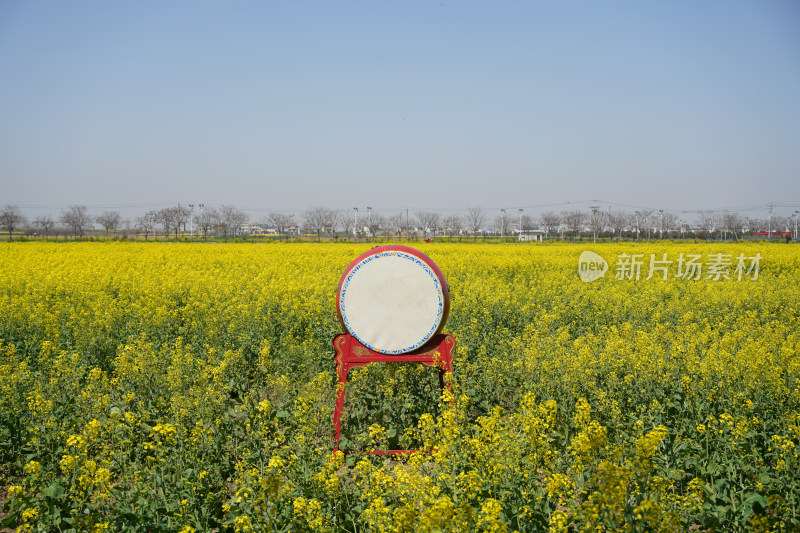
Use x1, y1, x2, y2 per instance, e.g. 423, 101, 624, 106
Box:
336, 245, 450, 354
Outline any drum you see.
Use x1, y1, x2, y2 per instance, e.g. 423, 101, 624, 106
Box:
336, 245, 450, 354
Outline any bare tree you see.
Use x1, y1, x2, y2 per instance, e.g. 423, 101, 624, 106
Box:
632, 210, 654, 240
174, 205, 192, 239
662, 212, 679, 239
32, 214, 55, 239
520, 214, 535, 232
60, 205, 93, 238
366, 213, 385, 240
442, 214, 463, 239
696, 210, 717, 239
136, 210, 159, 240
0, 205, 26, 240
96, 210, 122, 236
718, 211, 741, 241
415, 211, 440, 241
303, 206, 336, 242
776, 215, 792, 234
217, 205, 249, 241
387, 212, 407, 239
195, 207, 218, 240
156, 208, 176, 239
158, 205, 192, 240
562, 210, 585, 239
336, 209, 354, 240
588, 207, 606, 243
742, 217, 753, 235
494, 211, 511, 240
268, 212, 295, 241
465, 207, 486, 241
153, 205, 190, 240
540, 211, 561, 239
681, 215, 691, 237
606, 209, 628, 241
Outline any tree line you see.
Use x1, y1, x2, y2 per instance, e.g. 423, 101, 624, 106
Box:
0, 204, 249, 241
0, 203, 797, 241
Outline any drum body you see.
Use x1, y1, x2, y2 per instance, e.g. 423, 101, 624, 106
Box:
336, 246, 450, 354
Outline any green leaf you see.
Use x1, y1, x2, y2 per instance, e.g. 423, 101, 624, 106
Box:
758, 473, 775, 486
43, 482, 65, 499
740, 505, 754, 526
2, 512, 20, 528
706, 461, 722, 477
742, 492, 768, 510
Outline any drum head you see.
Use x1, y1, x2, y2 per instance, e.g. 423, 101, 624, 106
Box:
337, 246, 450, 354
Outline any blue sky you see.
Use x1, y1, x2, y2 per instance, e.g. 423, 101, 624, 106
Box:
1, 1, 798, 222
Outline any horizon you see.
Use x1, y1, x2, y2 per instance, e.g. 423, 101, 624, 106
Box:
3, 200, 798, 234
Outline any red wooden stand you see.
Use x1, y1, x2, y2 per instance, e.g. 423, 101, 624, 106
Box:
332, 333, 455, 454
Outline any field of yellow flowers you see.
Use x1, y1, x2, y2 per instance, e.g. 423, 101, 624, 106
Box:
1, 241, 799, 532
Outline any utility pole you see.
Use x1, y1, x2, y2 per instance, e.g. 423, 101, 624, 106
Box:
518, 208, 523, 242
189, 204, 194, 240
198, 204, 204, 240
723, 209, 729, 241
500, 208, 506, 242
658, 209, 664, 239
353, 207, 358, 242
367, 206, 372, 242
591, 200, 599, 243
794, 210, 799, 243
682, 210, 687, 241
768, 203, 774, 240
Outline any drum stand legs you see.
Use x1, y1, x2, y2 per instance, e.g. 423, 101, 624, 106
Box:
332, 333, 455, 455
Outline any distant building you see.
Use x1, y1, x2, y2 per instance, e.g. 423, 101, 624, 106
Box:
237, 223, 267, 235
518, 229, 545, 242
